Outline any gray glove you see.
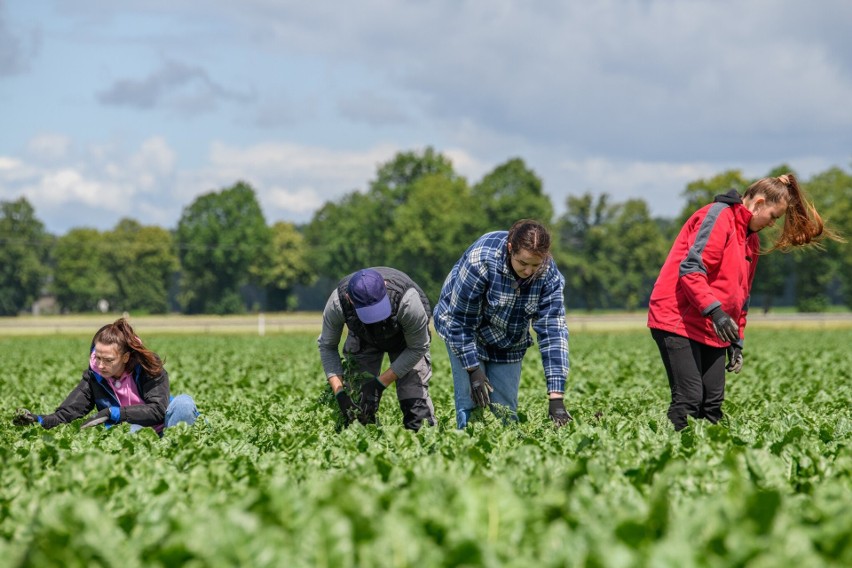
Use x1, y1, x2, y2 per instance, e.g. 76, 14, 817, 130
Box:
726, 345, 743, 373
81, 408, 112, 429
709, 306, 740, 344
468, 367, 493, 408
13, 408, 38, 426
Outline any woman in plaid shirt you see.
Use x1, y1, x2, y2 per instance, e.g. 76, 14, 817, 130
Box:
433, 219, 572, 428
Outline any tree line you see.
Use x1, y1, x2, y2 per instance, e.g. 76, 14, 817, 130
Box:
1, 148, 849, 316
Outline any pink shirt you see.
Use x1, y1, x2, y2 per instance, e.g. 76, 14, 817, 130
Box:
89, 351, 163, 433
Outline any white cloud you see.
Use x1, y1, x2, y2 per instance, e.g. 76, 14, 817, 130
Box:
267, 186, 324, 214
0, 156, 22, 171
129, 136, 176, 181
26, 134, 72, 162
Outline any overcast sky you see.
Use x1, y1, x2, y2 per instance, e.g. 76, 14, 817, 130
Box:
2, 0, 851, 235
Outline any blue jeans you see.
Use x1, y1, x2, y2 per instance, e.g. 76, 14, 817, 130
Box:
129, 394, 200, 433
164, 394, 200, 428
446, 345, 522, 429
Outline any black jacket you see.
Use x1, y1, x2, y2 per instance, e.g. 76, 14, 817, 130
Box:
39, 363, 170, 429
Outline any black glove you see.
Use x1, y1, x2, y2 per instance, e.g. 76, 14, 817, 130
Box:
709, 306, 740, 344
81, 407, 112, 429
359, 377, 386, 424
335, 390, 359, 427
726, 345, 743, 373
13, 408, 38, 426
548, 398, 573, 427
468, 367, 493, 408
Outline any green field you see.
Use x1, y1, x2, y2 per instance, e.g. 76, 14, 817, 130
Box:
1, 329, 850, 567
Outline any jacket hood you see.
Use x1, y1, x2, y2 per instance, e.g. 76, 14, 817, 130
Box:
713, 189, 743, 205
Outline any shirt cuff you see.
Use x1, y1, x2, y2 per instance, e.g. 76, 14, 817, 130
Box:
546, 377, 566, 393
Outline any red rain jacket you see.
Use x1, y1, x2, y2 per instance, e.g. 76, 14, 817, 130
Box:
648, 190, 760, 348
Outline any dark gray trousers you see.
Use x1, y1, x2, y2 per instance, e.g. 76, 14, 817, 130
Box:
343, 334, 436, 431
651, 329, 727, 431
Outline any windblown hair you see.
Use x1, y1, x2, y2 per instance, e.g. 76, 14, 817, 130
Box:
744, 173, 839, 251
92, 317, 164, 376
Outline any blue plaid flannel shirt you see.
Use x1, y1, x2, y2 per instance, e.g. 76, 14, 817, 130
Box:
433, 231, 570, 393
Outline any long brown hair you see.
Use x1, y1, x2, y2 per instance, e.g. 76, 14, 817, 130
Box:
92, 318, 163, 376
744, 173, 840, 251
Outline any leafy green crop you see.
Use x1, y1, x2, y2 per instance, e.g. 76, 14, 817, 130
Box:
1, 329, 850, 567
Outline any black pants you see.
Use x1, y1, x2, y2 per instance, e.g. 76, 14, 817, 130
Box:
651, 329, 727, 430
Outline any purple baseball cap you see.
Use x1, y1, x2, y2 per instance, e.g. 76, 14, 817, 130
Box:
348, 269, 392, 324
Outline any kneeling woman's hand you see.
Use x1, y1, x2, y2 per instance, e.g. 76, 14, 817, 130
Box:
13, 408, 38, 426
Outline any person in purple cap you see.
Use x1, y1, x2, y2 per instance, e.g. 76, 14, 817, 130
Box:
317, 267, 436, 430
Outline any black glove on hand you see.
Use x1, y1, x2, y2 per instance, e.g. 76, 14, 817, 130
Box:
335, 390, 359, 427
81, 407, 112, 429
709, 306, 740, 344
548, 398, 573, 427
13, 408, 38, 426
726, 345, 743, 373
468, 367, 493, 408
359, 377, 386, 424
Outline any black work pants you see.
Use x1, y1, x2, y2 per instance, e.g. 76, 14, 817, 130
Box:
651, 329, 727, 431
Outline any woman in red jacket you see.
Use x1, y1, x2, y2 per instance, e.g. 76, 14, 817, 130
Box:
648, 173, 835, 430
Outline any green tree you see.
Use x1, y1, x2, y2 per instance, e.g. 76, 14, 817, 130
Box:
262, 222, 315, 311
52, 228, 117, 312
798, 167, 851, 310
386, 173, 479, 301
104, 219, 178, 313
176, 181, 271, 314
677, 170, 751, 226
747, 165, 796, 313
596, 199, 669, 310
471, 158, 554, 233
305, 148, 460, 281
305, 191, 385, 279
0, 198, 51, 315
554, 193, 611, 310
556, 194, 666, 310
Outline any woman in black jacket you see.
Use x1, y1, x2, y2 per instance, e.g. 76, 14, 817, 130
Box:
13, 317, 198, 434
